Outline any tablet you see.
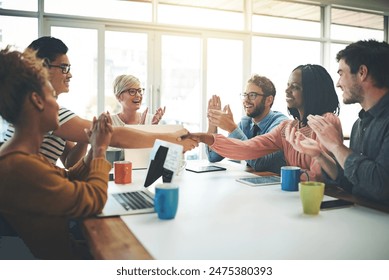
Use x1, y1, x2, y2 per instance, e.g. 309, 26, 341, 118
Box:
185, 165, 227, 173
236, 176, 281, 186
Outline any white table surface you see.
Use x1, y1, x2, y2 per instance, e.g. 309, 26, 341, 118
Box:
109, 160, 389, 260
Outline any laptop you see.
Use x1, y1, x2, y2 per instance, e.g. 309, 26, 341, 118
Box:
98, 139, 183, 217
123, 124, 184, 169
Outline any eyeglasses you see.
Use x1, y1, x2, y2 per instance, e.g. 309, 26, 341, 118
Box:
121, 88, 145, 96
240, 92, 267, 101
48, 63, 71, 74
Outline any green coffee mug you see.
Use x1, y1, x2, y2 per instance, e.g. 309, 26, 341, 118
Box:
299, 181, 325, 215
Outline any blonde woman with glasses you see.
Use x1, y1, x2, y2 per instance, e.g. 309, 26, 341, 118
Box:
112, 75, 166, 126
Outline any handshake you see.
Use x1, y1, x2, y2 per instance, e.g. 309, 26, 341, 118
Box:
176, 130, 214, 152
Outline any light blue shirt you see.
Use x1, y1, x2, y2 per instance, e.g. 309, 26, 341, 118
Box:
206, 110, 288, 173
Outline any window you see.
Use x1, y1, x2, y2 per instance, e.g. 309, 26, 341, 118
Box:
0, 0, 37, 11
105, 31, 148, 115
45, 0, 152, 22
0, 16, 37, 49
331, 8, 384, 41
158, 2, 244, 30
252, 37, 320, 116
0, 14, 38, 141
252, 0, 321, 38
207, 38, 244, 128
160, 35, 202, 159
50, 27, 98, 120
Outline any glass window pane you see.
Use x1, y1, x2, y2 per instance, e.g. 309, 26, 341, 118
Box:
251, 37, 321, 116
207, 38, 244, 134
0, 16, 38, 50
0, 0, 37, 11
51, 27, 98, 120
0, 16, 38, 139
331, 9, 384, 41
158, 4, 243, 31
160, 35, 201, 159
252, 0, 320, 37
252, 15, 320, 38
105, 31, 148, 115
159, 0, 243, 12
45, 0, 152, 22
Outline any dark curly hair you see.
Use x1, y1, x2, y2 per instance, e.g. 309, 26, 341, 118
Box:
0, 47, 49, 124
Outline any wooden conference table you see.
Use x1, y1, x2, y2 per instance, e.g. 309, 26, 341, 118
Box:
82, 160, 389, 260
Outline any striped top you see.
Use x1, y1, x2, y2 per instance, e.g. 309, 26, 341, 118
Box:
4, 107, 76, 165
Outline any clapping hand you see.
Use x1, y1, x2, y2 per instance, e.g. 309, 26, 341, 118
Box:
84, 112, 113, 160
208, 104, 236, 133
307, 115, 343, 153
140, 106, 166, 124
285, 123, 321, 158
151, 106, 166, 124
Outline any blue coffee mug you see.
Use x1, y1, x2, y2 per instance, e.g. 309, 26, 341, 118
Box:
154, 183, 179, 220
281, 166, 309, 191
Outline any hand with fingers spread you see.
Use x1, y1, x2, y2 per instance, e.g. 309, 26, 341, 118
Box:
208, 95, 222, 111
151, 106, 166, 124
207, 95, 222, 133
208, 105, 237, 134
285, 124, 321, 158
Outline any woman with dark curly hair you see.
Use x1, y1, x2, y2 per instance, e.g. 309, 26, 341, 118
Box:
0, 46, 112, 259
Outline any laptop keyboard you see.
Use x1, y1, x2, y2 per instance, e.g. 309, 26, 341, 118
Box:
112, 191, 154, 210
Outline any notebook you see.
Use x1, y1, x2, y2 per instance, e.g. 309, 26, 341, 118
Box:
123, 124, 184, 169
98, 139, 183, 217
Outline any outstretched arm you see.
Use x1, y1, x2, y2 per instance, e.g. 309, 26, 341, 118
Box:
52, 114, 198, 152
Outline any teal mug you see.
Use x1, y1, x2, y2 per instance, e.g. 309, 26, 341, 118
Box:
154, 183, 179, 220
281, 166, 309, 191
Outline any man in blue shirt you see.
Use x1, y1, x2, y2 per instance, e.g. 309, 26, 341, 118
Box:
206, 74, 288, 173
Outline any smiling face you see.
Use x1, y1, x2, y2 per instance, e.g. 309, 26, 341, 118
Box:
242, 83, 268, 121
48, 54, 72, 95
336, 59, 364, 105
285, 68, 304, 111
117, 81, 143, 112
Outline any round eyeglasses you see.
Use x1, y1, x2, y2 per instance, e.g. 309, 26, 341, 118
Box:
121, 88, 145, 96
48, 63, 71, 74
240, 92, 267, 101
